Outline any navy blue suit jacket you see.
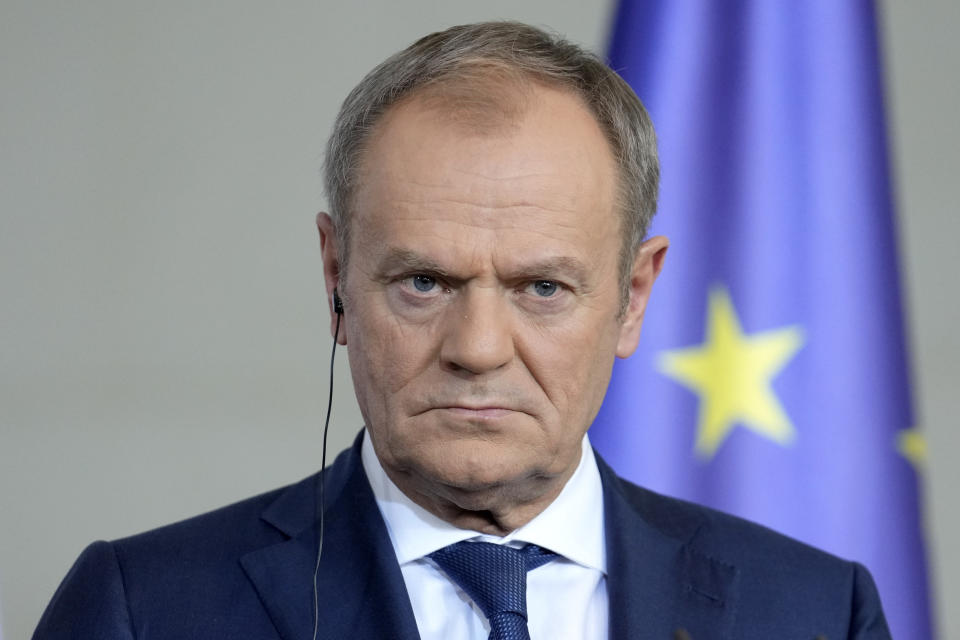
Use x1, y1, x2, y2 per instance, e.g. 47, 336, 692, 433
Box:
35, 432, 890, 639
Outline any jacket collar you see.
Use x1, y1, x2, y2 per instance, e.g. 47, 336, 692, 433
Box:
240, 432, 420, 640
598, 455, 740, 640
240, 432, 739, 640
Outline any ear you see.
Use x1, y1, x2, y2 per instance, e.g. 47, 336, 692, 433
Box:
316, 212, 348, 345
616, 235, 669, 358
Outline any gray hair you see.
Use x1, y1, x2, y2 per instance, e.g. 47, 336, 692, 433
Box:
323, 21, 658, 306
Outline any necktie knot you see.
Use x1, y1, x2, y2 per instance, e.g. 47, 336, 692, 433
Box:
428, 541, 557, 640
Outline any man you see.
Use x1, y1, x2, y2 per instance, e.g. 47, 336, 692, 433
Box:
35, 21, 891, 639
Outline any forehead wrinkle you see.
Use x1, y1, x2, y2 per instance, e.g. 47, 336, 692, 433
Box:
444, 166, 566, 188
379, 191, 591, 228
401, 201, 586, 225
358, 195, 589, 242
356, 107, 616, 234
363, 204, 615, 273
380, 174, 589, 215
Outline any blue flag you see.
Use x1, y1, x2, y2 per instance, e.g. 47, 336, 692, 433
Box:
591, 2, 934, 638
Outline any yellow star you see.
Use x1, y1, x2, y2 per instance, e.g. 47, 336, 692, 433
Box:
657, 286, 805, 458
897, 428, 926, 471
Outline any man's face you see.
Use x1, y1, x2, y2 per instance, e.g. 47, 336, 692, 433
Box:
321, 83, 665, 524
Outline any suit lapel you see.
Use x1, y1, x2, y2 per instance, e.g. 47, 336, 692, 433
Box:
241, 433, 421, 640
599, 457, 739, 640
239, 437, 739, 639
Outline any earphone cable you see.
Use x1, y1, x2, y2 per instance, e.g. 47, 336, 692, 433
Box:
312, 310, 340, 640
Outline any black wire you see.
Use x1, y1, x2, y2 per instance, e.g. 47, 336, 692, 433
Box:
312, 310, 340, 640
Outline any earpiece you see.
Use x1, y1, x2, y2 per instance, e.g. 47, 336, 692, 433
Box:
332, 288, 344, 315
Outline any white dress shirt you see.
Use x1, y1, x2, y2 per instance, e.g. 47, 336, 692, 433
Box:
361, 431, 608, 640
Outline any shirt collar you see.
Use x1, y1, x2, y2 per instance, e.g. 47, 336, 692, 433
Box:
361, 430, 606, 574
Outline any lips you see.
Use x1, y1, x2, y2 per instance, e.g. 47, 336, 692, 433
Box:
438, 406, 516, 419
415, 400, 530, 420
415, 390, 533, 418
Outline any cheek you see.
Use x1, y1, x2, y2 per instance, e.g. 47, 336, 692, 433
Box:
346, 303, 435, 408
520, 316, 620, 425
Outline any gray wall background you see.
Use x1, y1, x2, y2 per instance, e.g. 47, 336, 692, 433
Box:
1, 2, 956, 638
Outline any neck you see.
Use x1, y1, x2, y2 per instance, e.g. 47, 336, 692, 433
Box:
384, 464, 577, 536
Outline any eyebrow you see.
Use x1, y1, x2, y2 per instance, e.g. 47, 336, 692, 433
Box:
375, 248, 452, 279
375, 247, 591, 289
508, 256, 591, 288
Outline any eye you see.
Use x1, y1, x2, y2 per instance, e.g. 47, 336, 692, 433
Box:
411, 274, 437, 292
531, 280, 559, 297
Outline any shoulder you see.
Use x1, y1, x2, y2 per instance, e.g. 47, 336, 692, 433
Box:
34, 438, 369, 638
602, 461, 851, 577
600, 465, 890, 637
34, 479, 311, 639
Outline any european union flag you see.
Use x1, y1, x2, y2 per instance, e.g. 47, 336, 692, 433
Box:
590, 2, 935, 638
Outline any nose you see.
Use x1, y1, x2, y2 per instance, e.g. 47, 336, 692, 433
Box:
440, 288, 514, 376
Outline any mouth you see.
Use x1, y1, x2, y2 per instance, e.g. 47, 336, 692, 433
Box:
437, 406, 517, 419
415, 391, 532, 421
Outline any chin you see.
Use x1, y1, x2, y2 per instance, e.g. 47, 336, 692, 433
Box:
421, 442, 557, 494
432, 467, 555, 513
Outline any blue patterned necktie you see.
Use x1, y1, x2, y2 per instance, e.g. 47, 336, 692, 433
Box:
428, 541, 557, 640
